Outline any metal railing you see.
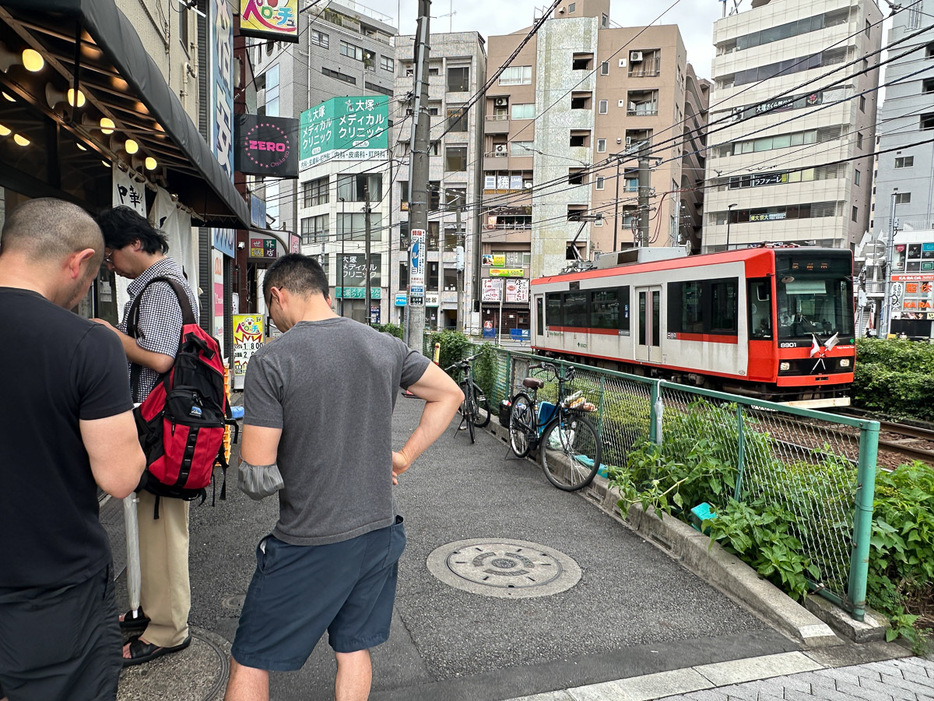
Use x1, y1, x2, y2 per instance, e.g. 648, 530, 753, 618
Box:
464, 344, 880, 622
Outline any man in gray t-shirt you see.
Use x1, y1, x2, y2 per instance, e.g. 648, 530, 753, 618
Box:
226, 254, 463, 701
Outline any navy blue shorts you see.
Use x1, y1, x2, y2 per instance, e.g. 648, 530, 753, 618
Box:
231, 516, 406, 671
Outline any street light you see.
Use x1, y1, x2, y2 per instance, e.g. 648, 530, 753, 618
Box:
726, 203, 738, 251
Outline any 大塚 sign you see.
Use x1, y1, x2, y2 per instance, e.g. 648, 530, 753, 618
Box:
300, 96, 389, 169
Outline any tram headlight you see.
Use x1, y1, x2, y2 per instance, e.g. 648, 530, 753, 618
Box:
779, 361, 791, 371
839, 358, 851, 368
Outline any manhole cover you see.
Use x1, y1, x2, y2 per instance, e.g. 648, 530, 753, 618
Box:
426, 538, 581, 598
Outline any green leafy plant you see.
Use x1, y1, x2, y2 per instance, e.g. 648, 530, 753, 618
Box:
428, 329, 472, 372
377, 323, 404, 339
853, 338, 934, 421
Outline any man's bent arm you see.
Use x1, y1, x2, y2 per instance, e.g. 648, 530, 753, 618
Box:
393, 363, 463, 478
80, 411, 146, 498
241, 425, 283, 466
92, 319, 175, 373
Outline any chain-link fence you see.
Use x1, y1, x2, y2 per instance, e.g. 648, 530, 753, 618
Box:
461, 343, 879, 621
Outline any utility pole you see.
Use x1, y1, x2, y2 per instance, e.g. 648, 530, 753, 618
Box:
454, 196, 464, 332
881, 189, 898, 338
339, 196, 346, 317
364, 182, 372, 325
406, 0, 431, 349
637, 141, 651, 247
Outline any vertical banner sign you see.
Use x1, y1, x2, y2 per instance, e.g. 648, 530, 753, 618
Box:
213, 250, 225, 347
410, 228, 425, 306
112, 169, 146, 216
210, 0, 234, 183
232, 314, 265, 390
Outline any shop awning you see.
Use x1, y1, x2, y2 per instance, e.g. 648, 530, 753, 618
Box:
0, 0, 250, 228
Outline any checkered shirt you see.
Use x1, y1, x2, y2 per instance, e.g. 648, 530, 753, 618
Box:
118, 257, 200, 401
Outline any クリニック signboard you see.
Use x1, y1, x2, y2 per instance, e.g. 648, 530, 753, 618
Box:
232, 315, 264, 390
299, 96, 389, 169
240, 0, 298, 42
236, 114, 299, 178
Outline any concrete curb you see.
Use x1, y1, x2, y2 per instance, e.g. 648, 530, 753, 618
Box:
486, 417, 849, 649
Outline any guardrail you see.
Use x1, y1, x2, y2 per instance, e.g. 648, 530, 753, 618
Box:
470, 345, 880, 622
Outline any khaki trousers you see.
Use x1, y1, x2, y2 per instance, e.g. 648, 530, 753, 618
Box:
136, 491, 190, 648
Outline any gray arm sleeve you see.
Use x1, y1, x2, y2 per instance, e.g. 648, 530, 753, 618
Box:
238, 458, 285, 501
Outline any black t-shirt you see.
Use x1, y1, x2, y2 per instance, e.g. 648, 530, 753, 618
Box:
0, 288, 133, 589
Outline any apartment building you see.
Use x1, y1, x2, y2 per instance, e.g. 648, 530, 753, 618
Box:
250, 1, 397, 235
704, 0, 883, 252
483, 0, 707, 334
393, 32, 487, 332
871, 1, 934, 235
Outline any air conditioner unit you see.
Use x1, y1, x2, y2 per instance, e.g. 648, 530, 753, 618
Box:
630, 51, 643, 62
494, 144, 508, 155
494, 97, 508, 107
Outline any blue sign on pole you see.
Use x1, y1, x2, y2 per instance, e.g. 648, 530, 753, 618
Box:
394, 293, 407, 307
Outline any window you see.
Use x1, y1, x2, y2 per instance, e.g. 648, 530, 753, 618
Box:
446, 105, 467, 132
895, 156, 914, 168
563, 292, 588, 327
338, 212, 383, 241
571, 53, 593, 70
855, 169, 861, 185
445, 188, 466, 208
895, 192, 912, 204
924, 78, 934, 95
923, 113, 934, 131
927, 43, 934, 59
179, 2, 189, 53
852, 206, 858, 222
310, 29, 328, 48
303, 177, 328, 207
364, 81, 393, 97
511, 103, 535, 120
265, 64, 279, 117
569, 131, 590, 148
568, 2, 576, 11
598, 100, 608, 114
300, 214, 329, 245
600, 61, 609, 76
322, 67, 356, 85
445, 146, 467, 171
571, 93, 591, 109
546, 293, 563, 327
748, 279, 772, 339
857, 132, 864, 148
380, 55, 394, 72
596, 138, 606, 152
568, 170, 586, 185
340, 40, 364, 61
628, 49, 660, 78
447, 66, 470, 92
510, 141, 533, 157
595, 176, 605, 190
668, 279, 738, 336
601, 13, 608, 27
627, 90, 658, 116
590, 288, 629, 330
499, 66, 532, 86
337, 173, 382, 202
398, 261, 409, 289
859, 94, 866, 111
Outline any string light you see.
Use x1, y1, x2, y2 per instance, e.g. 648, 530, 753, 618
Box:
21, 49, 44, 72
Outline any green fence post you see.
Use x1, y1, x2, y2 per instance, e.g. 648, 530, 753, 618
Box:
733, 405, 746, 502
650, 380, 664, 445
847, 420, 880, 622
596, 376, 606, 436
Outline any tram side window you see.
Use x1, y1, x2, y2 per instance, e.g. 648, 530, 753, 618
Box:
709, 280, 738, 334
536, 296, 544, 334
748, 278, 772, 339
564, 291, 589, 327
620, 286, 630, 333
546, 292, 563, 327
591, 289, 619, 329
668, 281, 704, 333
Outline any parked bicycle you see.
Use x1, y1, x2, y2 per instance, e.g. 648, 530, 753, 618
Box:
445, 354, 491, 443
507, 362, 603, 491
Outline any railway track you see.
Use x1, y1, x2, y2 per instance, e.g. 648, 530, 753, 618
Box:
832, 408, 934, 467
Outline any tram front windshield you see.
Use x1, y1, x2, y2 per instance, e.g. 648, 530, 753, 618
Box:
777, 276, 853, 340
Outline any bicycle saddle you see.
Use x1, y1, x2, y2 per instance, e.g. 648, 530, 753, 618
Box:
522, 377, 545, 390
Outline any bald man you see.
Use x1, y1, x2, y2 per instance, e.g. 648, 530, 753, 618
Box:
0, 198, 145, 701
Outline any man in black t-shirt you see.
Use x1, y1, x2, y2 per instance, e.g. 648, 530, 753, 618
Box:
0, 198, 146, 701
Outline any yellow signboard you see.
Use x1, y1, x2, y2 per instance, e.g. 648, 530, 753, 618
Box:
489, 268, 524, 277
240, 0, 298, 42
232, 314, 264, 390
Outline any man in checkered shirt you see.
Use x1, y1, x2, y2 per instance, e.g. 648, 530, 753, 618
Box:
93, 206, 199, 667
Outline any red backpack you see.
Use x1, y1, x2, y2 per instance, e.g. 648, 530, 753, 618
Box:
128, 277, 235, 512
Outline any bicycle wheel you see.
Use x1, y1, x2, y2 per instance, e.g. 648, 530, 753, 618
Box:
508, 392, 534, 458
540, 413, 602, 491
472, 382, 491, 428
458, 382, 476, 443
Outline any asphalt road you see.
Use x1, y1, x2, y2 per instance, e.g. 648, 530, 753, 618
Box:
116, 394, 799, 701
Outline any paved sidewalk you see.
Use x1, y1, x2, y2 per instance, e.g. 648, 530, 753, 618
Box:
507, 651, 934, 700
108, 394, 929, 700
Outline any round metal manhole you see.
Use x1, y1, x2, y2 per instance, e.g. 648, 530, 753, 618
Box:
426, 538, 581, 598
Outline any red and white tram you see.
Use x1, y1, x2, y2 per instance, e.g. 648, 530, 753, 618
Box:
530, 246, 855, 407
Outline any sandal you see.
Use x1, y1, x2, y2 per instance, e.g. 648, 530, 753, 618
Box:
122, 635, 192, 667
119, 609, 150, 632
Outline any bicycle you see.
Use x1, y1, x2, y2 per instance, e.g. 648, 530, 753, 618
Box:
507, 362, 603, 491
445, 354, 491, 443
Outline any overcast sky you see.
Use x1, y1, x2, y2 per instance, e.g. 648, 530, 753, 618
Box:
361, 0, 728, 80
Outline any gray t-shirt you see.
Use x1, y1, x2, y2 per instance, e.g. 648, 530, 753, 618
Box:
243, 317, 430, 546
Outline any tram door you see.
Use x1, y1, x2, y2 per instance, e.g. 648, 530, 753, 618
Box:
636, 286, 662, 364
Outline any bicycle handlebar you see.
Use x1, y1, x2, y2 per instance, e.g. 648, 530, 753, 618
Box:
444, 353, 480, 373
529, 363, 575, 382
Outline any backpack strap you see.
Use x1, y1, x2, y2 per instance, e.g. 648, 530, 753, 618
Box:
127, 275, 196, 402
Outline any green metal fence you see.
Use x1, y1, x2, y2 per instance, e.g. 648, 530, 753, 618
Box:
464, 344, 880, 622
